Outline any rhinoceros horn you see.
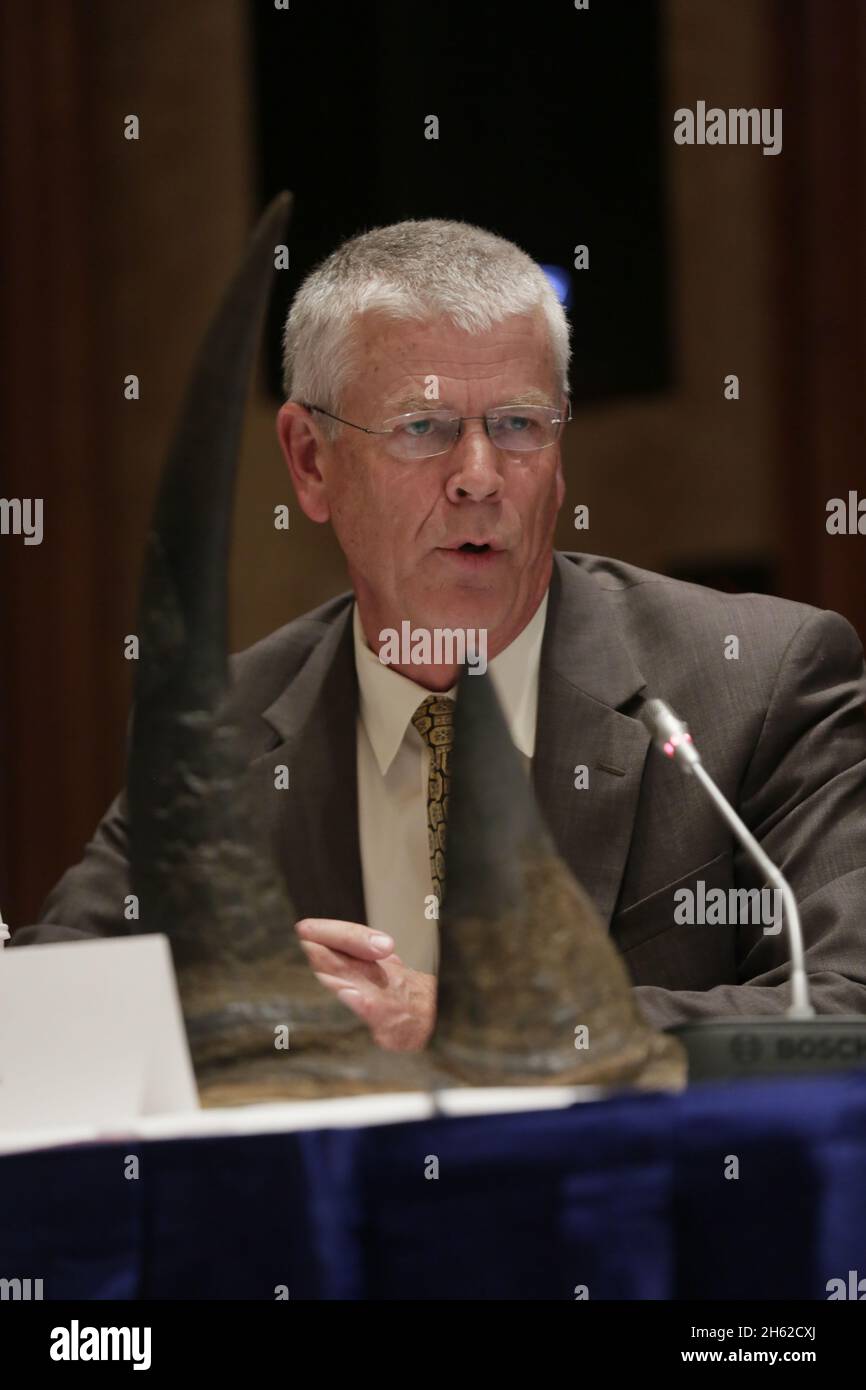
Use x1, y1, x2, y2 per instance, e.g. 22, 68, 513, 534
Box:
430, 666, 686, 1091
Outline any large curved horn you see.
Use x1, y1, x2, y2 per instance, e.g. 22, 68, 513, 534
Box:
126, 195, 389, 1099
430, 667, 686, 1090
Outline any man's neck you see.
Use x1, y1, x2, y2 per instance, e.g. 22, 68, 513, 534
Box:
354, 581, 551, 692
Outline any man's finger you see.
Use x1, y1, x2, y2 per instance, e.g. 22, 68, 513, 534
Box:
295, 917, 394, 961
300, 940, 388, 985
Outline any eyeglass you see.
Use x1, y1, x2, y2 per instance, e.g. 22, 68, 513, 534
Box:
300, 400, 572, 460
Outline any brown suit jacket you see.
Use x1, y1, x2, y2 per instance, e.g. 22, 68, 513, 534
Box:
12, 552, 866, 1028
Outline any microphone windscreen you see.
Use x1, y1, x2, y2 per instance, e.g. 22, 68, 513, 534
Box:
638, 697, 692, 750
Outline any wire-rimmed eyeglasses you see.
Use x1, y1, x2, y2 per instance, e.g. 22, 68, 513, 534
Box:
300, 400, 572, 461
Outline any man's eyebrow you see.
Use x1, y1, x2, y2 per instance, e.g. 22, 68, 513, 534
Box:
498, 388, 557, 407
381, 387, 556, 413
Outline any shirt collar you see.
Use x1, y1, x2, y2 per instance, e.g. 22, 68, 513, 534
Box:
353, 589, 550, 776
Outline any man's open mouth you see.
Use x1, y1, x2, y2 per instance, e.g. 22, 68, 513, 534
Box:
438, 540, 504, 562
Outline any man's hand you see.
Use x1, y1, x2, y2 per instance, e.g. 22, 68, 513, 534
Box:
295, 918, 436, 1051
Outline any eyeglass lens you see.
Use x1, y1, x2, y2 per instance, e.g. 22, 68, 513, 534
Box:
385, 407, 565, 459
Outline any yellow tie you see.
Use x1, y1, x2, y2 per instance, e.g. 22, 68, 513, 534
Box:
411, 695, 455, 911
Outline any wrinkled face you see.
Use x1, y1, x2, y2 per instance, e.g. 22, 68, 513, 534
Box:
284, 308, 566, 654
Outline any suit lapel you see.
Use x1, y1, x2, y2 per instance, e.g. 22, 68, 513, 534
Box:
533, 554, 651, 924
252, 603, 366, 925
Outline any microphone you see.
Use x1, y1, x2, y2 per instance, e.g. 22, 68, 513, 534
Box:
638, 697, 866, 1081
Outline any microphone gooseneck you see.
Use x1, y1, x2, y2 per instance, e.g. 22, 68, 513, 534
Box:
638, 698, 813, 1019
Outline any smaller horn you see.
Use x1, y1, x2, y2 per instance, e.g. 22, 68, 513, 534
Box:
430, 668, 686, 1091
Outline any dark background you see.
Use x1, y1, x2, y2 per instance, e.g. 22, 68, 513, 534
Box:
1, 0, 864, 927
251, 0, 671, 404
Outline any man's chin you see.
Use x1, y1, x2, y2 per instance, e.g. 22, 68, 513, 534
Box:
407, 589, 510, 638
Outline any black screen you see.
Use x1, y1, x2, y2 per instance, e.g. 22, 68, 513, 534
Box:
250, 0, 671, 405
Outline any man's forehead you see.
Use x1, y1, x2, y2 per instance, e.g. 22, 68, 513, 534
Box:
380, 385, 556, 414
348, 308, 556, 407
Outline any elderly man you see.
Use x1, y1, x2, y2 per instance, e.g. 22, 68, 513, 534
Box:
12, 218, 866, 1051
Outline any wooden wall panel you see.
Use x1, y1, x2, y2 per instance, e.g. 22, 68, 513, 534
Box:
774, 0, 866, 636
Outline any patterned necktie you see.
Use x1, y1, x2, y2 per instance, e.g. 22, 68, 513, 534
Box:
411, 695, 455, 911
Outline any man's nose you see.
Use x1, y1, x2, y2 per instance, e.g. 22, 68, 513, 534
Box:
445, 420, 504, 502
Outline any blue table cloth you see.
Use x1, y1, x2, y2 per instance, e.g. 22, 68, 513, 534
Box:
2, 1071, 866, 1299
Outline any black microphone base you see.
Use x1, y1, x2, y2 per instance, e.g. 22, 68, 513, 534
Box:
667, 1016, 866, 1082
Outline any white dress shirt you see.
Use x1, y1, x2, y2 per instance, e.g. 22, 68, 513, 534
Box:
353, 590, 549, 974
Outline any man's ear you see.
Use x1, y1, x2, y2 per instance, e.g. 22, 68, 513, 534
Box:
276, 401, 331, 524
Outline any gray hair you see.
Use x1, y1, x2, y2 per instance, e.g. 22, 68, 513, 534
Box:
281, 218, 571, 440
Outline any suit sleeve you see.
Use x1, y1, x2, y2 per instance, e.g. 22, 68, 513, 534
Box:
10, 649, 254, 947
633, 607, 866, 1028
8, 790, 132, 946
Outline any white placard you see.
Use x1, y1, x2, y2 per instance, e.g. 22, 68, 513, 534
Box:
0, 934, 198, 1134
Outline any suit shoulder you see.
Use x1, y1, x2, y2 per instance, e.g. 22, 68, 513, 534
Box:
227, 590, 352, 702
560, 550, 824, 654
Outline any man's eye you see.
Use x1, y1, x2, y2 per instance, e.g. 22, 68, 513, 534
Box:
502, 415, 532, 431
403, 418, 436, 436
